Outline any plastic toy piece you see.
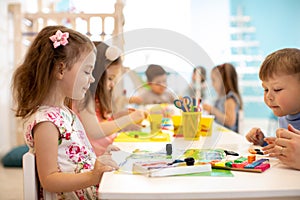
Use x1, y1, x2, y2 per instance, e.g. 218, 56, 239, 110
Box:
254, 163, 270, 172
248, 148, 257, 154
254, 149, 264, 155
224, 150, 239, 156
184, 157, 195, 166
244, 158, 269, 169
232, 162, 249, 169
225, 161, 233, 167
234, 157, 247, 163
214, 161, 226, 167
248, 148, 264, 155
248, 154, 256, 163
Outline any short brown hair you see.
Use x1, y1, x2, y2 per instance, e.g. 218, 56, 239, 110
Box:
145, 64, 167, 82
259, 48, 300, 81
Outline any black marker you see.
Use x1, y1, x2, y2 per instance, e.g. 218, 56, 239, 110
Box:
224, 150, 239, 156
166, 143, 172, 155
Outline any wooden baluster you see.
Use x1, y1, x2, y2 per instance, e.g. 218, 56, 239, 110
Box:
113, 0, 124, 49
86, 17, 91, 37
101, 16, 105, 41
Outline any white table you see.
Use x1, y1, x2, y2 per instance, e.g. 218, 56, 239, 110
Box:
98, 125, 300, 200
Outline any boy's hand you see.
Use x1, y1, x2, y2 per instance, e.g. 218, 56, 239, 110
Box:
272, 125, 300, 170
245, 128, 265, 146
261, 137, 276, 153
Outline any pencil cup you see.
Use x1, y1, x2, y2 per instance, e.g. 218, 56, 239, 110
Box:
199, 115, 215, 136
182, 112, 201, 140
149, 114, 163, 134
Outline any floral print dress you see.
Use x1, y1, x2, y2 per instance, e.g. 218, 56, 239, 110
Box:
24, 106, 98, 200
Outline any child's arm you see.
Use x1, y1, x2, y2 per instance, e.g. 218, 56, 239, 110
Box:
203, 98, 237, 128
113, 109, 145, 131
128, 96, 143, 104
95, 110, 147, 136
78, 100, 108, 138
79, 100, 147, 139
33, 122, 117, 193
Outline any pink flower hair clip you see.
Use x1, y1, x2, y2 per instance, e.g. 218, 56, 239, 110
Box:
49, 30, 69, 48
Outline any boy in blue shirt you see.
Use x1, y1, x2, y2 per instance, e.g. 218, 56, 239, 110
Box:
246, 48, 300, 170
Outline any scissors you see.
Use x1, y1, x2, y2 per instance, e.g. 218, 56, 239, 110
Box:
174, 96, 193, 112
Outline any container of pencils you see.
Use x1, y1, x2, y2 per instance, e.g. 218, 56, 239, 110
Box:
182, 112, 201, 140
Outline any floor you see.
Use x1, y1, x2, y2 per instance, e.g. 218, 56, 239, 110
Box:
0, 164, 23, 200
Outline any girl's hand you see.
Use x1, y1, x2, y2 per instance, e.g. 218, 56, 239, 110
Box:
105, 144, 120, 154
129, 96, 143, 104
97, 153, 119, 170
129, 110, 148, 124
91, 154, 118, 185
245, 128, 265, 146
202, 103, 212, 114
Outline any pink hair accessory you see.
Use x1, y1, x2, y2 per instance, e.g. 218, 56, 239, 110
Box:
49, 30, 69, 48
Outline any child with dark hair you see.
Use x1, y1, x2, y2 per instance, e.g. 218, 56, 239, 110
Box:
130, 64, 176, 105
203, 63, 243, 133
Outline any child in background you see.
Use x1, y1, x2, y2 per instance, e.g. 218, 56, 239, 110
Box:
129, 64, 176, 105
12, 26, 118, 199
246, 48, 300, 170
185, 66, 207, 100
75, 42, 147, 156
203, 63, 242, 133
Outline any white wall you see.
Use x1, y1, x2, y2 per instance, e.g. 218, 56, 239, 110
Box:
122, 0, 192, 73
119, 0, 231, 100
190, 0, 231, 66
0, 0, 21, 157
122, 0, 231, 69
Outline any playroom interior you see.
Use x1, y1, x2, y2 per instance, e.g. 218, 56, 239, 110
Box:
0, 0, 299, 199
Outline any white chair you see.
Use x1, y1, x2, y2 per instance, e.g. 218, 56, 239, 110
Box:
23, 151, 56, 200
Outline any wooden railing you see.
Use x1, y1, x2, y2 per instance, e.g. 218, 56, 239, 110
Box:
8, 0, 125, 145
8, 0, 124, 68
